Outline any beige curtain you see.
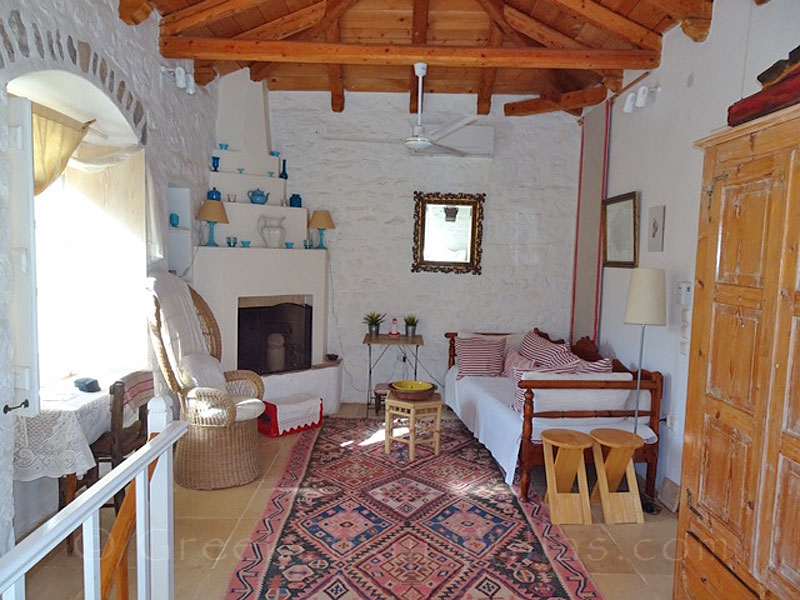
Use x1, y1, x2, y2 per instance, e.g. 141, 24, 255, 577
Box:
32, 103, 92, 195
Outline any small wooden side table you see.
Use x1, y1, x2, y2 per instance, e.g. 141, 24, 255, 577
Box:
363, 333, 424, 414
384, 392, 442, 461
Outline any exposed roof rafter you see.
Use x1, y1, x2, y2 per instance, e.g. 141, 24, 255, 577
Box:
325, 21, 345, 112
409, 0, 430, 114
504, 86, 608, 117
546, 0, 662, 51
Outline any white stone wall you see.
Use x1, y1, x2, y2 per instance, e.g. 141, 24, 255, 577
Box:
269, 92, 580, 402
0, 0, 217, 547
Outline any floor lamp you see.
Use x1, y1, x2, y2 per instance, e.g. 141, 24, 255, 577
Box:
624, 268, 666, 435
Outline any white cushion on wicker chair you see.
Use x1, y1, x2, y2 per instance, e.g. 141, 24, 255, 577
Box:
150, 272, 209, 369
232, 397, 266, 421
179, 353, 227, 391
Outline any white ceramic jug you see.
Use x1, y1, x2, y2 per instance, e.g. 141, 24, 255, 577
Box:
257, 215, 286, 248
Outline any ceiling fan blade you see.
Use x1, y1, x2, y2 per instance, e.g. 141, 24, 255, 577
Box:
429, 142, 468, 157
428, 115, 477, 142
321, 135, 404, 145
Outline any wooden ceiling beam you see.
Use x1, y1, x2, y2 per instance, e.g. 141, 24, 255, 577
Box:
504, 5, 623, 92
160, 0, 275, 36
504, 86, 607, 117
249, 0, 361, 82
325, 22, 345, 112
409, 0, 430, 114
158, 37, 660, 71
477, 23, 503, 115
119, 0, 153, 25
546, 0, 662, 51
645, 0, 712, 42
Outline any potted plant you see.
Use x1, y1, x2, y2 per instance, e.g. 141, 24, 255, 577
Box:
363, 312, 386, 337
404, 315, 419, 337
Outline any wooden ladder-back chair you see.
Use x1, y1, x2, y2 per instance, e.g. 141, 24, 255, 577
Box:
149, 282, 265, 490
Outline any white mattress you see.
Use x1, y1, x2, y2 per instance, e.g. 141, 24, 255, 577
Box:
444, 366, 657, 485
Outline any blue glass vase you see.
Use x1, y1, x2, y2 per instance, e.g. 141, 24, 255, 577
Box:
279, 159, 288, 180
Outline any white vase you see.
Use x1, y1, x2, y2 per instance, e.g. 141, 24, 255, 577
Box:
258, 215, 286, 248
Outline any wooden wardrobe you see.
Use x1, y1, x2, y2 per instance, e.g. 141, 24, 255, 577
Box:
675, 104, 800, 599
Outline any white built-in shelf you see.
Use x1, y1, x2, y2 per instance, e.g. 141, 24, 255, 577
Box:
213, 202, 308, 248
212, 148, 281, 176
209, 171, 287, 203
167, 187, 193, 280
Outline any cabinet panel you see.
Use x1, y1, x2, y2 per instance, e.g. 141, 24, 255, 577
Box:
785, 317, 800, 438
682, 535, 758, 600
770, 457, 800, 591
697, 414, 753, 550
717, 179, 771, 289
707, 303, 761, 415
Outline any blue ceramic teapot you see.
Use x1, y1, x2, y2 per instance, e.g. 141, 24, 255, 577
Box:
248, 188, 269, 205
207, 187, 221, 201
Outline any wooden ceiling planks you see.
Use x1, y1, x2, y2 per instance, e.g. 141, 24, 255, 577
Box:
144, 0, 721, 116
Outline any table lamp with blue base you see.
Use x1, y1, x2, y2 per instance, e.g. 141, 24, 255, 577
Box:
197, 198, 228, 247
309, 210, 335, 250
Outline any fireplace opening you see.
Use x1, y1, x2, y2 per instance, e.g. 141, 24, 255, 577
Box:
237, 295, 312, 375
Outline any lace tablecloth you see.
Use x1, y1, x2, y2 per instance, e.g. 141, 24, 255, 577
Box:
13, 390, 112, 482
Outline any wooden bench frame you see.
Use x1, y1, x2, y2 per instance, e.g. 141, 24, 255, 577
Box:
445, 330, 663, 502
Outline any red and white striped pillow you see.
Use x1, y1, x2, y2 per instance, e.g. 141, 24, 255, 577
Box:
502, 348, 537, 378
576, 358, 614, 373
455, 336, 506, 379
519, 330, 575, 366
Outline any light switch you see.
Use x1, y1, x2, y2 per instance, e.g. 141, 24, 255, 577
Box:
675, 281, 693, 306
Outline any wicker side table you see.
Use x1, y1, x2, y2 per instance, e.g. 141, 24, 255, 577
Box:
384, 392, 442, 461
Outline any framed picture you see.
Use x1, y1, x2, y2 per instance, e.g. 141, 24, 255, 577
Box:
602, 191, 639, 268
648, 205, 666, 252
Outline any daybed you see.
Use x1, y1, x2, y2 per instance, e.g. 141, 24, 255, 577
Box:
444, 331, 662, 501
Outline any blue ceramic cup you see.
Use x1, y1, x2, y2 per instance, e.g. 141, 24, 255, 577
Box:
169, 213, 179, 228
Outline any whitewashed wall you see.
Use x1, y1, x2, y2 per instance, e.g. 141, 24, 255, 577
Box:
269, 92, 580, 402
593, 0, 800, 491
0, 0, 217, 543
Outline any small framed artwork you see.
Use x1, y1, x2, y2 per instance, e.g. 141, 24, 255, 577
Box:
602, 191, 639, 268
648, 205, 665, 252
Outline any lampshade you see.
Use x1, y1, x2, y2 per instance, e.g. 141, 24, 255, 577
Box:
624, 267, 666, 326
309, 210, 335, 230
197, 199, 228, 224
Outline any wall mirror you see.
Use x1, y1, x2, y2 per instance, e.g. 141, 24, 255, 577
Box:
411, 191, 484, 275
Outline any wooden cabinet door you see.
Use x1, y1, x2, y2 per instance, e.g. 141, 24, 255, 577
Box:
756, 147, 800, 599
680, 147, 794, 588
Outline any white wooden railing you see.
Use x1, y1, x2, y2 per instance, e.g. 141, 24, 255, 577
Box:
0, 397, 188, 600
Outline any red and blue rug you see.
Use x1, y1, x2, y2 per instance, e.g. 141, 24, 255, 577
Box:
227, 418, 602, 599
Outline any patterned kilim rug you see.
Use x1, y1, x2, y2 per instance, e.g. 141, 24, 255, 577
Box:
227, 418, 602, 599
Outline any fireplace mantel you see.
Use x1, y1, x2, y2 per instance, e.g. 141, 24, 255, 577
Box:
192, 246, 328, 371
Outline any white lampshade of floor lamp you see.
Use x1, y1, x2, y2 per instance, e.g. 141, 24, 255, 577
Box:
624, 267, 666, 434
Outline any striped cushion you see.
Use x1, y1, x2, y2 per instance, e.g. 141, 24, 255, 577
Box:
502, 348, 537, 378
455, 337, 506, 379
576, 358, 614, 373
120, 370, 155, 407
519, 330, 575, 366
512, 362, 581, 412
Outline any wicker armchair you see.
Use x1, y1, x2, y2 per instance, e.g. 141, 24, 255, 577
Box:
149, 279, 265, 490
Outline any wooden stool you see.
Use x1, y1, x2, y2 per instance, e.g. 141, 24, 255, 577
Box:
384, 393, 442, 461
374, 383, 390, 415
541, 429, 594, 525
590, 428, 645, 524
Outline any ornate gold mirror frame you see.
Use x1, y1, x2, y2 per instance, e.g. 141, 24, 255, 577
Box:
411, 191, 485, 275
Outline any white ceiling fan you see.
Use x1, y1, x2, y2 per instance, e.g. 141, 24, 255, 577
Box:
322, 63, 490, 157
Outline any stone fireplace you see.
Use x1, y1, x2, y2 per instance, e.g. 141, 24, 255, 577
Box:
238, 295, 312, 374
191, 247, 328, 372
